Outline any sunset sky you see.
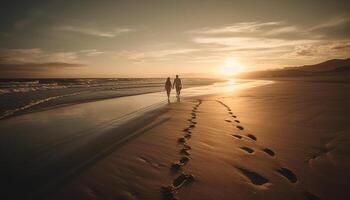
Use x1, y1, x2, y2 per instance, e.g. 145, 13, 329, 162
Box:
0, 0, 350, 78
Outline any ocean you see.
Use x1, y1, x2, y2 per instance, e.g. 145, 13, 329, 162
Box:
0, 78, 221, 119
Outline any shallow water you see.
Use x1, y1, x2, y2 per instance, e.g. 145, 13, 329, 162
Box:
0, 78, 220, 119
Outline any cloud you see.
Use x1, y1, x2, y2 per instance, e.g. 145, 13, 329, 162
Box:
54, 26, 133, 37
190, 21, 283, 34
309, 16, 350, 31
265, 26, 299, 36
332, 44, 350, 50
289, 41, 350, 57
188, 18, 350, 41
0, 62, 83, 71
79, 49, 104, 56
293, 45, 318, 56
193, 36, 317, 49
0, 48, 80, 64
186, 18, 350, 71
0, 62, 84, 78
115, 49, 198, 62
189, 21, 302, 38
0, 48, 85, 77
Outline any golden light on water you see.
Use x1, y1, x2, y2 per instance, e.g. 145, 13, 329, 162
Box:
219, 58, 244, 76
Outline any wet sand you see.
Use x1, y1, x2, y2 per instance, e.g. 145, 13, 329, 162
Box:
0, 80, 268, 200
46, 80, 350, 200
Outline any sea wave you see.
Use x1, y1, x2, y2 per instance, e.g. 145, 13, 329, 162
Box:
0, 92, 81, 120
0, 78, 222, 119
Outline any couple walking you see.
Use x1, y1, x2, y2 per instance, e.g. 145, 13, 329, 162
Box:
165, 75, 182, 100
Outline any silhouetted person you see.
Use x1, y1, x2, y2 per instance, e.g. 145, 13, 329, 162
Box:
173, 75, 182, 97
165, 77, 172, 101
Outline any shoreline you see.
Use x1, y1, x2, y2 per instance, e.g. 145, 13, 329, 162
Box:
0, 79, 224, 120
0, 79, 269, 121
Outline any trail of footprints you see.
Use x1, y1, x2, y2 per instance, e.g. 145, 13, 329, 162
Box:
161, 100, 320, 200
217, 100, 320, 200
161, 100, 202, 200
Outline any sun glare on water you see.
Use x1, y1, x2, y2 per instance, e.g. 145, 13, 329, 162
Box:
219, 58, 244, 76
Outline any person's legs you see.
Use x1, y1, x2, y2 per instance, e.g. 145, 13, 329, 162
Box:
166, 90, 170, 98
176, 86, 181, 96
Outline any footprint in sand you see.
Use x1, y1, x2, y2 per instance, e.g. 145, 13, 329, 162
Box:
232, 115, 237, 118
171, 162, 183, 171
173, 173, 195, 188
183, 128, 191, 133
183, 144, 191, 150
235, 167, 269, 186
179, 156, 190, 164
229, 112, 233, 114
240, 146, 254, 154
162, 172, 195, 200
190, 121, 197, 125
276, 167, 298, 183
184, 133, 191, 139
178, 137, 186, 144
262, 148, 275, 156
180, 148, 191, 156
225, 119, 232, 123
189, 124, 195, 129
246, 134, 257, 141
232, 134, 243, 139
171, 156, 190, 171
236, 126, 244, 130
234, 120, 240, 123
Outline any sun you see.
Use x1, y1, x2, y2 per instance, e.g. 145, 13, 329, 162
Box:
219, 58, 243, 76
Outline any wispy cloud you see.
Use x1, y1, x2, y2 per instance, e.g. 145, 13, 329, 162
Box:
54, 26, 133, 37
309, 16, 350, 31
190, 21, 283, 34
193, 36, 318, 49
188, 17, 350, 40
115, 49, 198, 62
0, 48, 80, 64
0, 62, 84, 78
0, 62, 83, 71
265, 26, 299, 36
0, 48, 86, 77
79, 49, 104, 56
288, 41, 350, 57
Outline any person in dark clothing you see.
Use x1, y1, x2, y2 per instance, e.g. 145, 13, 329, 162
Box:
165, 77, 172, 100
172, 75, 182, 97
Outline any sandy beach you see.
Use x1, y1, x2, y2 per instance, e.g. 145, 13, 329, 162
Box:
2, 1, 349, 199
2, 79, 344, 200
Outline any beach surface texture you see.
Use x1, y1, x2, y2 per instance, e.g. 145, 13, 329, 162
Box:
1, 79, 349, 200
